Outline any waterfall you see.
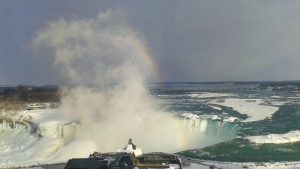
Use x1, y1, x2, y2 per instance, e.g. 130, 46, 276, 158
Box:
179, 117, 240, 149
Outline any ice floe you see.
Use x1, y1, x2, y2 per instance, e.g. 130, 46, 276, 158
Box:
188, 92, 236, 98
209, 105, 222, 110
210, 98, 278, 122
246, 130, 300, 144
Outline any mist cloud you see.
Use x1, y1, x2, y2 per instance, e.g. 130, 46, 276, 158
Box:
33, 10, 217, 153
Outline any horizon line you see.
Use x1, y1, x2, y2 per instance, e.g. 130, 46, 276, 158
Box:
1, 80, 300, 87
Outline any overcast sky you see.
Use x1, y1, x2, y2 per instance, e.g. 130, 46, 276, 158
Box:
1, 0, 300, 85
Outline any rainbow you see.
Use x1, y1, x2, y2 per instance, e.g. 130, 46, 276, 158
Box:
136, 42, 162, 82
173, 117, 189, 150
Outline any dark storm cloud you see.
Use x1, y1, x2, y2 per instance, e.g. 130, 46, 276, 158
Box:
0, 0, 300, 84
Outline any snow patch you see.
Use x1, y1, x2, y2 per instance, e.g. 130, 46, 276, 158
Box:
118, 144, 143, 156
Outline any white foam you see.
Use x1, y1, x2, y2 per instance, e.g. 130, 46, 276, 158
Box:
210, 115, 221, 120
223, 116, 239, 122
188, 92, 235, 98
210, 98, 278, 122
270, 101, 287, 106
246, 130, 300, 144
182, 113, 200, 120
271, 96, 281, 98
182, 113, 239, 122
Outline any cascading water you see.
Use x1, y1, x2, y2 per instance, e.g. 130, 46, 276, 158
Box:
177, 117, 239, 150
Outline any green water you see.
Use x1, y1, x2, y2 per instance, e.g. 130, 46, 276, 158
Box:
178, 104, 300, 162
154, 82, 300, 162
241, 104, 300, 136
178, 138, 300, 162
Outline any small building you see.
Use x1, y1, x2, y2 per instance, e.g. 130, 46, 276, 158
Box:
26, 103, 47, 110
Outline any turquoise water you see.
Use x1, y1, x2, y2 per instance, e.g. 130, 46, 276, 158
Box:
152, 82, 300, 162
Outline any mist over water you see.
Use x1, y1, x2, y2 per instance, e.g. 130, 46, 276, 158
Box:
34, 11, 236, 153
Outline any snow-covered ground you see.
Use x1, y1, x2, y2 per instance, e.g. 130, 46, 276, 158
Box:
246, 130, 300, 144
0, 108, 96, 168
19, 109, 66, 124
0, 127, 96, 168
210, 98, 279, 122
24, 161, 300, 169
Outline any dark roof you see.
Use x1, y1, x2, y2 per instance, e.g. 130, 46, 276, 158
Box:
138, 152, 178, 160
